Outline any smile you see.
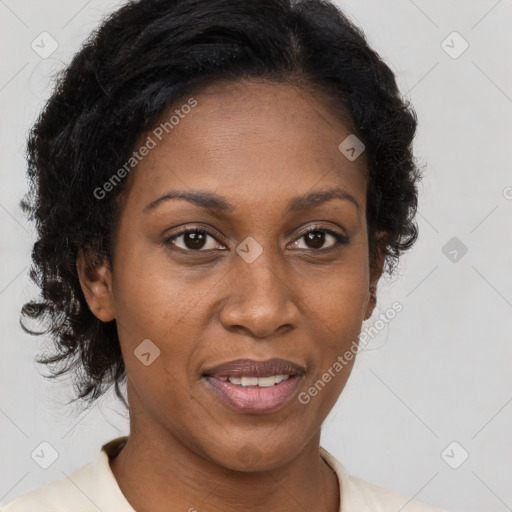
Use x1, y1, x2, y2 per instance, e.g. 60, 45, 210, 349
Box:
217, 374, 291, 386
202, 374, 302, 414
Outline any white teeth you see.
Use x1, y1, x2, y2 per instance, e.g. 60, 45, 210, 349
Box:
241, 376, 259, 386
257, 376, 278, 387
226, 374, 291, 387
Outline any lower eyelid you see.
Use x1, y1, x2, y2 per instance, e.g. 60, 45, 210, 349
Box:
292, 229, 349, 248
165, 231, 225, 250
164, 227, 348, 251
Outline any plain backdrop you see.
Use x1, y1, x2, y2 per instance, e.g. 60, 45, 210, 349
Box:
1, 1, 511, 511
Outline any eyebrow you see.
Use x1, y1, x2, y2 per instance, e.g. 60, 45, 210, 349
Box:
143, 186, 360, 214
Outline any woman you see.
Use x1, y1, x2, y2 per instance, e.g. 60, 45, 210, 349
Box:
2, 0, 444, 510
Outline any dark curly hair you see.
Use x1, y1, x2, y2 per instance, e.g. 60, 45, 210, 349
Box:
20, 0, 421, 413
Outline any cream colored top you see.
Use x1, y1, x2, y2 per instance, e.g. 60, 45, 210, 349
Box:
1, 437, 446, 511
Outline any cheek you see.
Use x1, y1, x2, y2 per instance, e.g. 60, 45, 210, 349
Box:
111, 245, 211, 380
296, 270, 368, 413
112, 243, 193, 334
302, 281, 368, 373
299, 255, 370, 344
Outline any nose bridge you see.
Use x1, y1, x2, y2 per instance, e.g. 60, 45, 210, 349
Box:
237, 239, 283, 294
219, 236, 298, 337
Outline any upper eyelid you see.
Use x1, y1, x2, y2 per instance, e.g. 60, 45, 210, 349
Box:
166, 225, 346, 248
167, 225, 225, 244
294, 224, 346, 238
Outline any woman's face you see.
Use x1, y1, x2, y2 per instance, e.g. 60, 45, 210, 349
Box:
80, 79, 380, 471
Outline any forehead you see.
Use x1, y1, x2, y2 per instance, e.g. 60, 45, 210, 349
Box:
121, 79, 368, 213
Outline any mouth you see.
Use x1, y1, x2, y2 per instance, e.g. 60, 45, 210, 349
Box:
201, 358, 305, 414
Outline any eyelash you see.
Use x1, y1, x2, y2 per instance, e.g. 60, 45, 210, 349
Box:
163, 225, 349, 253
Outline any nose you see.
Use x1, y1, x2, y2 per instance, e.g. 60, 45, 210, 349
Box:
219, 248, 300, 339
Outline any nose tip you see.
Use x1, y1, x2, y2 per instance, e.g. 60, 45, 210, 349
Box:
219, 254, 299, 339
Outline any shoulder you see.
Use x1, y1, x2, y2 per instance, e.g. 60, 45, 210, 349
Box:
319, 447, 448, 512
343, 473, 444, 512
1, 437, 131, 512
0, 461, 100, 512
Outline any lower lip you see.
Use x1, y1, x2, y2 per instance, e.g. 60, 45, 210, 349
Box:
202, 375, 302, 414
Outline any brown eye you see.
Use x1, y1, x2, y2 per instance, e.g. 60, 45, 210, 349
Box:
289, 228, 349, 250
164, 228, 226, 251
304, 230, 326, 249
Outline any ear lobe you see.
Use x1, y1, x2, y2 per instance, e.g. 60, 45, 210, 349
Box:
363, 246, 385, 320
363, 285, 377, 321
76, 249, 115, 322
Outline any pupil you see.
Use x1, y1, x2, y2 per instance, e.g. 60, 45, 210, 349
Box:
182, 231, 326, 250
306, 231, 324, 249
185, 231, 206, 250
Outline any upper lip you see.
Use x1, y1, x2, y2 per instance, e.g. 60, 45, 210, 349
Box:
202, 358, 306, 378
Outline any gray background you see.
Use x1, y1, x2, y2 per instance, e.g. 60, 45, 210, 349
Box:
1, 1, 511, 511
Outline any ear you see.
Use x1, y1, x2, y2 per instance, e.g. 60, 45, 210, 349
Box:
363, 247, 385, 321
76, 249, 116, 322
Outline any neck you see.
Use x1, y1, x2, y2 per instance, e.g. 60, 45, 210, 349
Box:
109, 423, 339, 512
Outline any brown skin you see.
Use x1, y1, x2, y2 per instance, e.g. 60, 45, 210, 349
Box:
77, 79, 384, 512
